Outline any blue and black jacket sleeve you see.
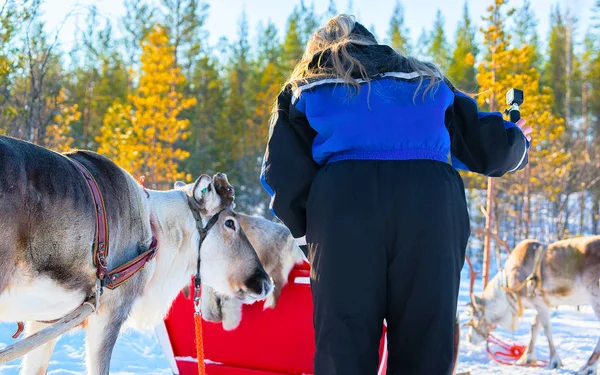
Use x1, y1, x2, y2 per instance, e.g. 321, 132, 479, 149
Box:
445, 88, 530, 177
260, 86, 319, 239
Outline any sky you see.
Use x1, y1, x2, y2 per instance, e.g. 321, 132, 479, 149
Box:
39, 0, 595, 56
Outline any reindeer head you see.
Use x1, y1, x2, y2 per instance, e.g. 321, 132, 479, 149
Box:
198, 208, 274, 302
465, 293, 492, 344
175, 174, 273, 303
463, 255, 493, 344
465, 263, 520, 345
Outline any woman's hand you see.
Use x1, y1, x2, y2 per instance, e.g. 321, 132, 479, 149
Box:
516, 118, 532, 142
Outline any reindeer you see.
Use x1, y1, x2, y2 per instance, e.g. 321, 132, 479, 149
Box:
465, 237, 600, 375
0, 135, 273, 375
175, 174, 307, 331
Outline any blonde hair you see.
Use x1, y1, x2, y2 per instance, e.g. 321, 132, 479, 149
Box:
285, 14, 442, 102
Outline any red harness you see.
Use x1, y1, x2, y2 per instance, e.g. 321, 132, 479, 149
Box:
486, 334, 548, 367
12, 158, 158, 338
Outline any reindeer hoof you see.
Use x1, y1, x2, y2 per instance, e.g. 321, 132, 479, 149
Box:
547, 357, 564, 369
576, 366, 597, 375
516, 354, 536, 366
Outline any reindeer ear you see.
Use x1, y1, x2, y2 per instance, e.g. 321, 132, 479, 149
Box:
192, 174, 212, 207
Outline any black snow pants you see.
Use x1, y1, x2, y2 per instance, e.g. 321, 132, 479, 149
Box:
305, 159, 470, 375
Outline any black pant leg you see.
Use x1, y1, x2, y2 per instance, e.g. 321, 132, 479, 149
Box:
306, 161, 387, 375
383, 161, 470, 375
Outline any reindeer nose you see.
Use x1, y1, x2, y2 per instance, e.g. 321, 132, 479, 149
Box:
244, 268, 271, 296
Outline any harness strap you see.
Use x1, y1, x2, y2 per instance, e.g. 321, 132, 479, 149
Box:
103, 237, 158, 289
500, 244, 551, 318
69, 158, 110, 282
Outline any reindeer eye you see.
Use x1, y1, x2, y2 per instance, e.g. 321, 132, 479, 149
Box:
225, 219, 235, 230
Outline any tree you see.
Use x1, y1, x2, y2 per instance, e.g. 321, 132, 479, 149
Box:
415, 28, 429, 60
43, 88, 80, 152
513, 0, 542, 67
121, 0, 156, 73
97, 25, 195, 188
427, 10, 450, 72
476, 0, 565, 284
447, 1, 478, 92
281, 9, 304, 73
326, 0, 337, 19
387, 0, 411, 55
257, 20, 281, 69
298, 0, 319, 47
161, 0, 209, 73
67, 8, 129, 149
543, 5, 568, 120
14, 11, 64, 144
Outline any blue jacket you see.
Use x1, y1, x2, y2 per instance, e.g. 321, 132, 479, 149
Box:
260, 43, 530, 239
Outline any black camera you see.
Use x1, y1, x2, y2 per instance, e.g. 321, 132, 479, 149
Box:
505, 88, 524, 122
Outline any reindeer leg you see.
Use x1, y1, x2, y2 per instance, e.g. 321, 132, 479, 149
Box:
536, 302, 563, 369
84, 308, 127, 375
576, 297, 600, 375
516, 310, 541, 365
20, 322, 60, 375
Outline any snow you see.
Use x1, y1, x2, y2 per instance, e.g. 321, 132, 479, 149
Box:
1, 269, 598, 374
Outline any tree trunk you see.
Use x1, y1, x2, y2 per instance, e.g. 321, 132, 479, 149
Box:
593, 199, 599, 235
483, 177, 495, 288
524, 165, 531, 238
565, 16, 572, 126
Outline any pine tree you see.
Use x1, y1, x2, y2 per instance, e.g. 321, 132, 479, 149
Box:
122, 0, 156, 70
161, 0, 209, 73
513, 0, 542, 67
298, 0, 319, 47
282, 9, 304, 73
427, 10, 450, 72
215, 13, 252, 204
67, 10, 129, 149
97, 25, 195, 188
415, 28, 429, 60
326, 0, 338, 19
543, 5, 568, 120
447, 1, 478, 92
180, 54, 225, 177
257, 21, 282, 69
387, 0, 411, 55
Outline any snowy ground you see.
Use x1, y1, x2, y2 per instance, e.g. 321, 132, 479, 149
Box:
1, 270, 598, 374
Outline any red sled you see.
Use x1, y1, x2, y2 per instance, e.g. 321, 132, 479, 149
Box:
158, 261, 389, 375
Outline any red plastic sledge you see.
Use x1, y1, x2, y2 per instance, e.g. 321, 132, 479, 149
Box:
160, 261, 388, 375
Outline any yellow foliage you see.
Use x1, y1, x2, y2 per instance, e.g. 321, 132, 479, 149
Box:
44, 88, 81, 153
97, 25, 196, 188
471, 0, 566, 199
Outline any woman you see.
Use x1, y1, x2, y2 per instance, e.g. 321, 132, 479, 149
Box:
260, 14, 532, 375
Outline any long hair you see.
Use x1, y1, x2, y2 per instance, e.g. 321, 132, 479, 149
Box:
285, 14, 442, 102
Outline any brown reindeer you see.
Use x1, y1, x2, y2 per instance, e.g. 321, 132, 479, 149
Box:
0, 135, 273, 375
465, 237, 600, 375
